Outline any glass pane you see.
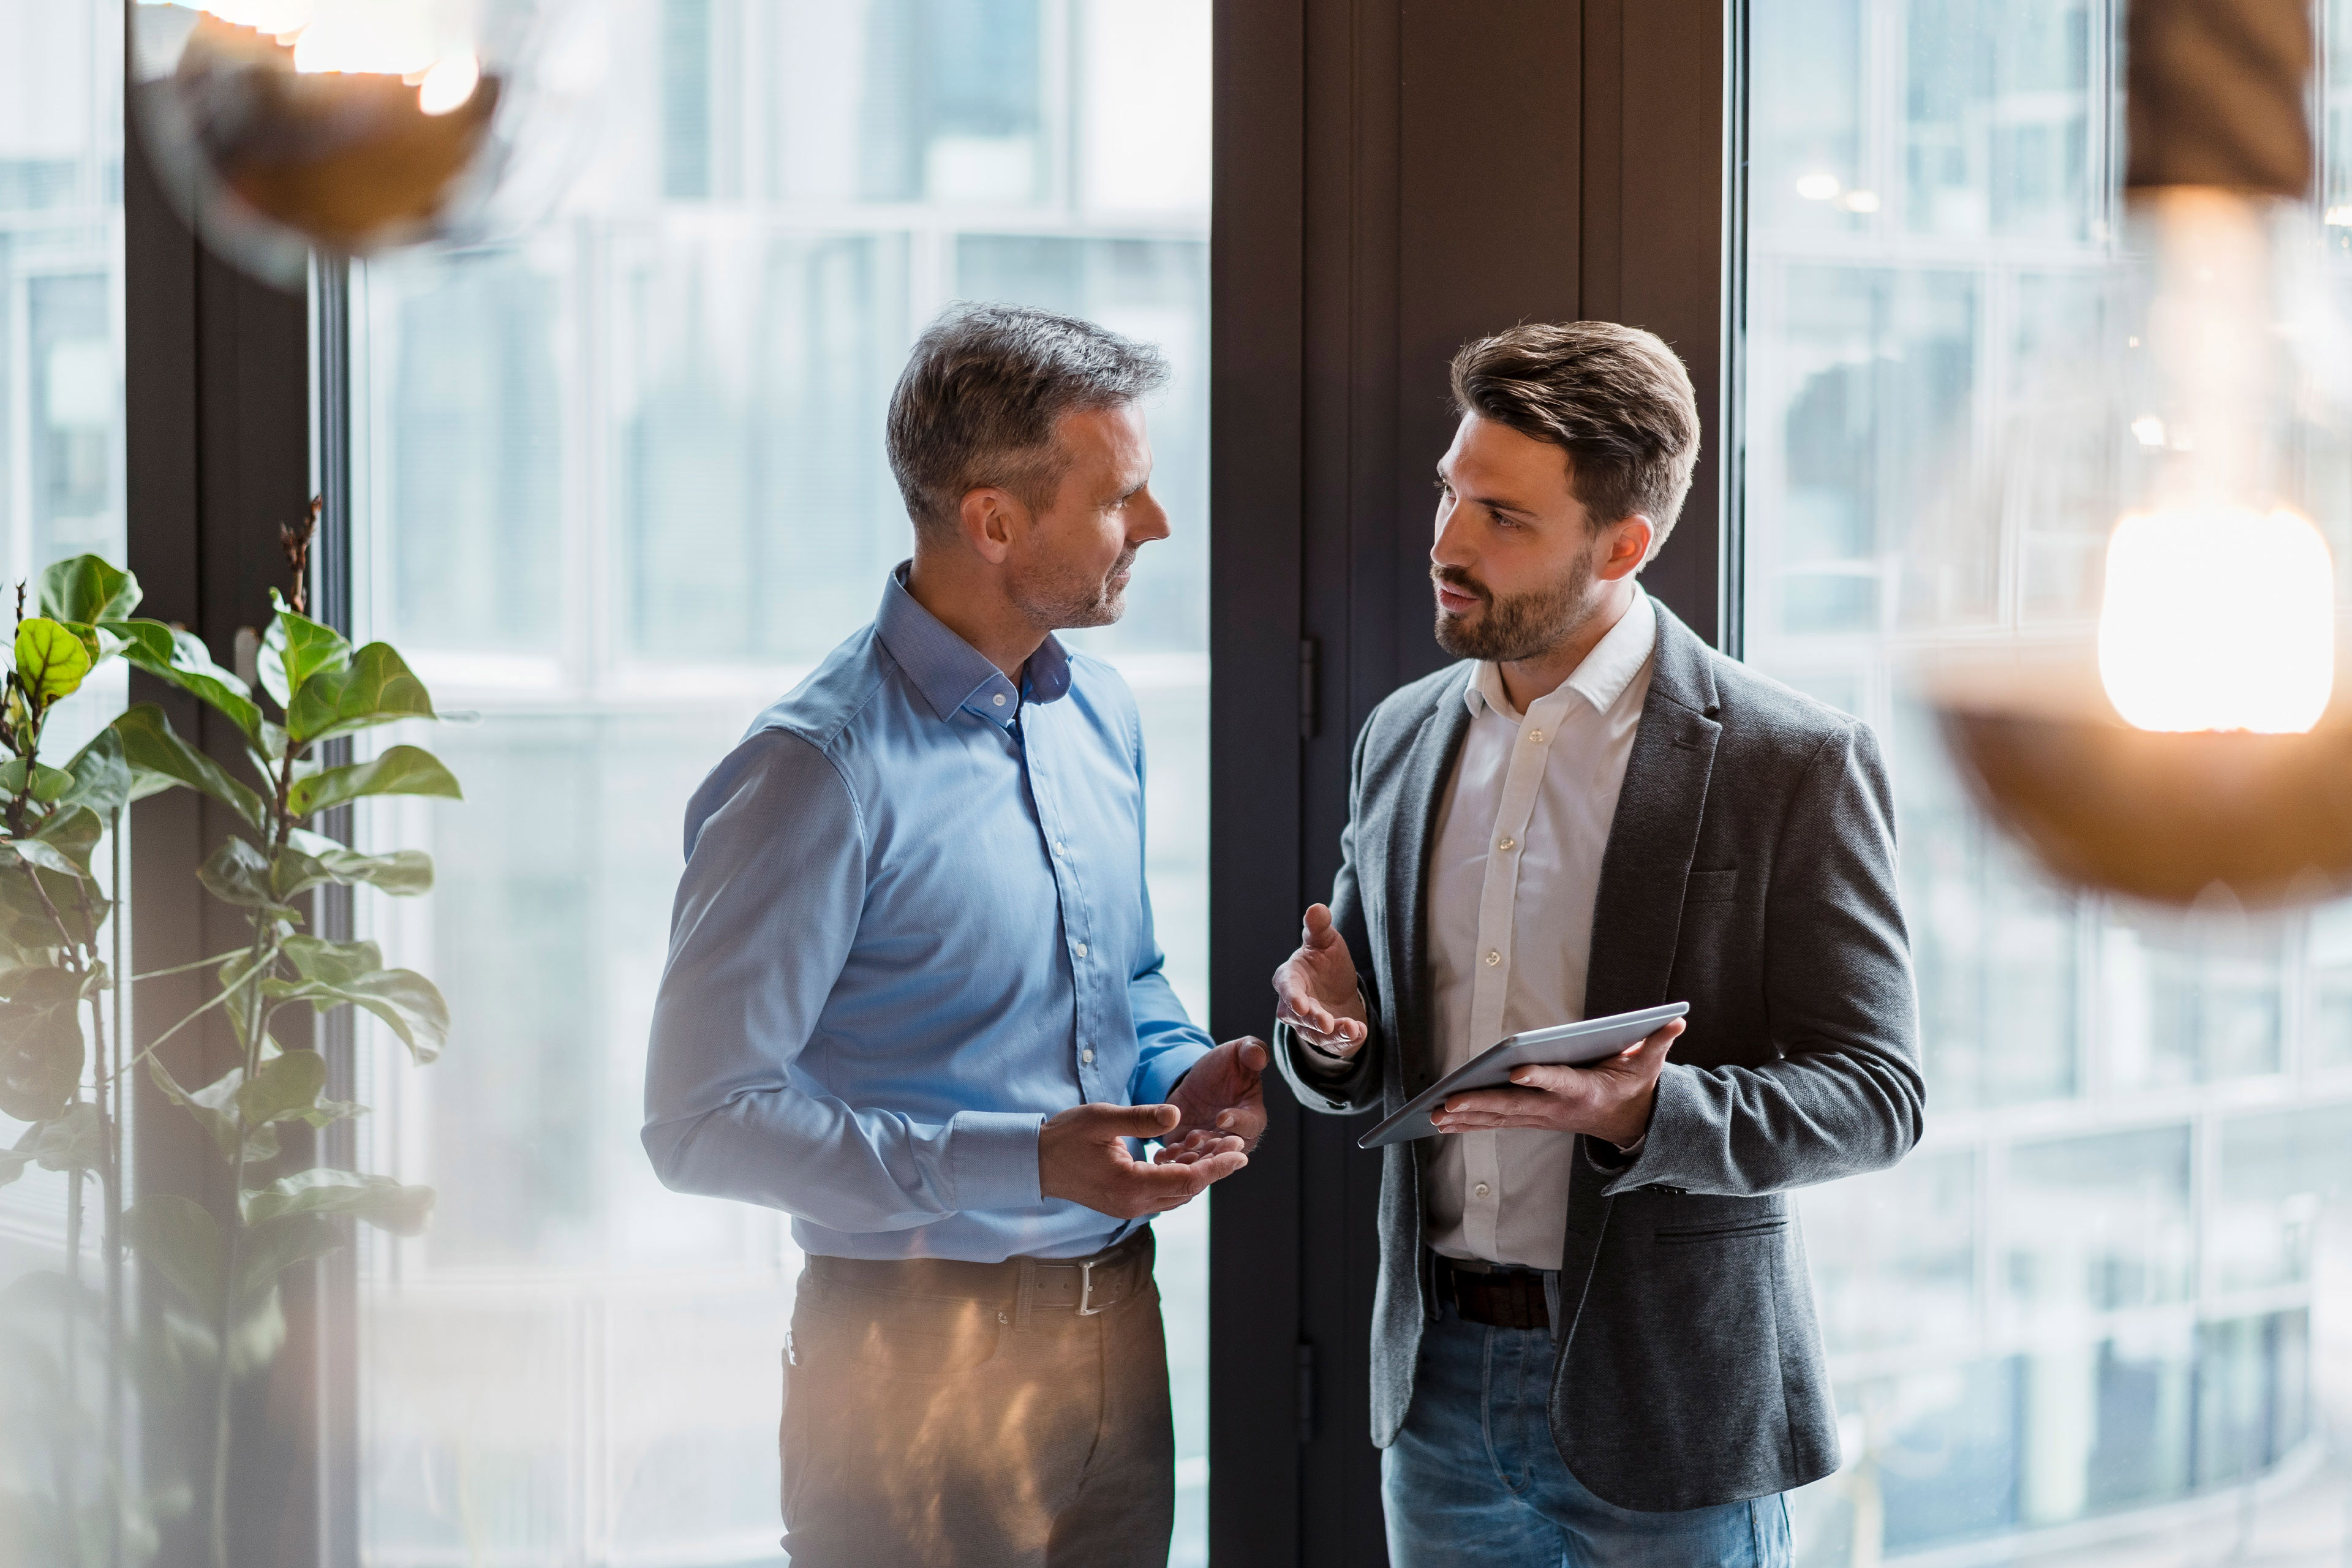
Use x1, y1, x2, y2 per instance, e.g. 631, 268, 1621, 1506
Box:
1747, 0, 2352, 1559
348, 0, 1213, 1561
0, 0, 130, 1550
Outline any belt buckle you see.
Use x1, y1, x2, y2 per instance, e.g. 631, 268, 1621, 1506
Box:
1077, 1257, 1109, 1316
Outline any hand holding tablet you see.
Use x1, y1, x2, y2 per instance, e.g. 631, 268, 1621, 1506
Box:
1358, 1002, 1690, 1149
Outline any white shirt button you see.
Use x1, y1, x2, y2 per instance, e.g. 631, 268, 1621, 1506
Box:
1498, 837, 1515, 851
1474, 1183, 1491, 1199
1082, 1049, 1095, 1065
1074, 942, 1088, 958
1527, 729, 1544, 744
993, 693, 1008, 707
1484, 950, 1501, 968
1056, 842, 1068, 856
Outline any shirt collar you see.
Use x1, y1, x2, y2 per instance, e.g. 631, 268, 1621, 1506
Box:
1463, 585, 1657, 723
875, 563, 1072, 727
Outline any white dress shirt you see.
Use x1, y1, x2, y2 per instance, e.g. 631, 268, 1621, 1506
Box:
1423, 587, 1657, 1270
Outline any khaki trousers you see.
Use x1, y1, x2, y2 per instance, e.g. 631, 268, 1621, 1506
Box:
779, 1237, 1174, 1567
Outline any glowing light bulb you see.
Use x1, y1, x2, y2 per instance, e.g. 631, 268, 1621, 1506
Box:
1795, 173, 1841, 202
2097, 504, 2335, 733
417, 51, 479, 114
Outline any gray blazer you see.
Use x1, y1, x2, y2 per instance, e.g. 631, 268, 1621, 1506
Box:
1277, 601, 1923, 1513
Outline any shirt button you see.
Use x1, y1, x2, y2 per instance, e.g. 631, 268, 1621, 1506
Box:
1484, 950, 1501, 967
1074, 942, 1088, 958
1498, 837, 1515, 851
1082, 1049, 1095, 1065
1056, 842, 1068, 856
1527, 729, 1544, 744
993, 693, 1008, 707
1474, 1183, 1491, 1199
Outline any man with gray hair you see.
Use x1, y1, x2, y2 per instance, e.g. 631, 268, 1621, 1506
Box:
643, 302, 1265, 1566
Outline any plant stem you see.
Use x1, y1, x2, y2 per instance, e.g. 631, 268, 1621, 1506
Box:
208, 921, 270, 1568
208, 740, 303, 1568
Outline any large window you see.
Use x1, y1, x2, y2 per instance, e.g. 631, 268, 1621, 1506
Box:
347, 2, 1212, 1561
1746, 2, 2352, 1560
0, 0, 128, 1385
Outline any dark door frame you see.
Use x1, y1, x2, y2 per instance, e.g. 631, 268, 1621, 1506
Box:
124, 116, 359, 1568
1206, 4, 1739, 1560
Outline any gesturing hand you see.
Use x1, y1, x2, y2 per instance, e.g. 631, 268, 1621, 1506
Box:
1039, 1103, 1249, 1220
1273, 903, 1369, 1061
1430, 1019, 1684, 1148
1157, 1037, 1269, 1164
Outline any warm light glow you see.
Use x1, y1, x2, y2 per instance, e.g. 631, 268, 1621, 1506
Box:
2328, 204, 2352, 228
2130, 415, 2166, 447
416, 51, 479, 113
1795, 173, 1841, 202
291, 0, 441, 76
2097, 505, 2335, 733
1839, 189, 1881, 213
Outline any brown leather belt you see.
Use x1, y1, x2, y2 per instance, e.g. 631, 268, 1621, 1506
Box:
1436, 1254, 1550, 1332
805, 1229, 1153, 1318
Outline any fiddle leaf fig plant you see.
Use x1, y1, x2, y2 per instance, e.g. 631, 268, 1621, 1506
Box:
0, 536, 460, 1568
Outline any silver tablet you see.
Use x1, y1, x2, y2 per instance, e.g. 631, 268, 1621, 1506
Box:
1355, 1001, 1690, 1149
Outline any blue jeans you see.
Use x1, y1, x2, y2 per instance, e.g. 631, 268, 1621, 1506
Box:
1383, 1303, 1793, 1568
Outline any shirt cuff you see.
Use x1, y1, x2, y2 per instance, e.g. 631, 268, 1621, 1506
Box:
948, 1109, 1047, 1211
1134, 1042, 1212, 1109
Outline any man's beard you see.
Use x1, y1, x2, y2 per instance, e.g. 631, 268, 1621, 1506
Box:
1432, 552, 1597, 662
1011, 543, 1138, 630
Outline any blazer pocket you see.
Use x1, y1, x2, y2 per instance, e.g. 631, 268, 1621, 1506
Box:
1684, 867, 1739, 904
1654, 1217, 1789, 1245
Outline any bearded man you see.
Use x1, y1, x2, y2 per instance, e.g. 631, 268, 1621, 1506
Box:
644, 303, 1265, 1567
1269, 320, 1923, 1567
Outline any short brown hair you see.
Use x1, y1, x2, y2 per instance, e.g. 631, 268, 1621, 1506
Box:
1449, 321, 1702, 557
888, 302, 1169, 537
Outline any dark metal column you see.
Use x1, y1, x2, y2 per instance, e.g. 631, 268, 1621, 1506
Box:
124, 103, 342, 1568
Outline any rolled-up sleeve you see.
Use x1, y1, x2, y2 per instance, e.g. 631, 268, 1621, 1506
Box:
640, 729, 1044, 1229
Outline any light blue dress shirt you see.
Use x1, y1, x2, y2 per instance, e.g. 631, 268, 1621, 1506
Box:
641, 566, 1212, 1262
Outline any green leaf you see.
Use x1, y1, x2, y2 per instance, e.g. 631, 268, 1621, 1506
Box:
197, 836, 278, 910
234, 1212, 342, 1311
0, 965, 83, 1122
287, 745, 462, 819
284, 643, 435, 745
14, 618, 91, 705
275, 828, 432, 900
0, 758, 77, 806
23, 805, 102, 878
106, 619, 263, 742
267, 937, 449, 1063
57, 725, 131, 815
146, 1055, 279, 1164
32, 1099, 104, 1171
258, 593, 352, 710
0, 860, 99, 953
235, 1048, 323, 1128
242, 1167, 432, 1235
126, 1194, 224, 1312
37, 556, 141, 625
0, 1120, 36, 1186
111, 704, 266, 832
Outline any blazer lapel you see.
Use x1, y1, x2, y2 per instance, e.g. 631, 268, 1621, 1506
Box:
1556, 604, 1724, 1359
1581, 605, 1722, 1020
1384, 668, 1474, 1098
